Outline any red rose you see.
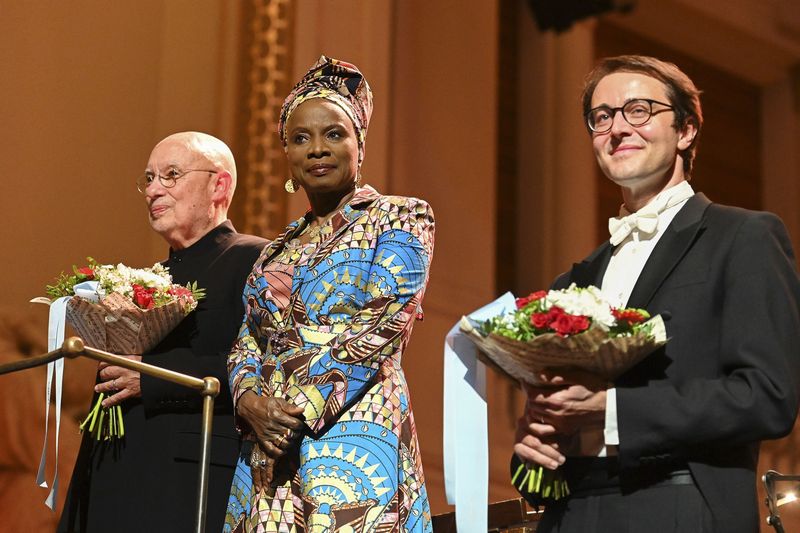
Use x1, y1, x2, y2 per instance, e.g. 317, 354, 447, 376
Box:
516, 290, 548, 309
612, 308, 647, 325
531, 312, 551, 329
530, 306, 565, 330
552, 313, 590, 336
76, 267, 94, 279
167, 286, 192, 299
132, 284, 156, 310
569, 315, 590, 334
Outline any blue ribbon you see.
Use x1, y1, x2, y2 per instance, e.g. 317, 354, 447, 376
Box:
443, 292, 515, 532
35, 296, 71, 510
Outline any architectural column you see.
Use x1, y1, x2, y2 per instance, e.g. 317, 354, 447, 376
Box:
514, 13, 597, 291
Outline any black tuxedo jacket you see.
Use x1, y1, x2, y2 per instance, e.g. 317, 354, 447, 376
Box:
549, 193, 800, 531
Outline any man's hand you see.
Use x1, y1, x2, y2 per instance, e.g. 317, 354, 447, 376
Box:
95, 356, 142, 407
513, 414, 568, 470
523, 371, 608, 435
525, 384, 607, 435
237, 391, 305, 460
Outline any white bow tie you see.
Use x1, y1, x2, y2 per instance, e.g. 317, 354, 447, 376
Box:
607, 182, 695, 246
608, 212, 660, 245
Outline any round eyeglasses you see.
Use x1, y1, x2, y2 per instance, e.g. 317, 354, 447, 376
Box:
136, 168, 218, 194
585, 98, 674, 133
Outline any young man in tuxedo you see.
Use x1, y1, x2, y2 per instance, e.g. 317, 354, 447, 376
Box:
513, 55, 800, 533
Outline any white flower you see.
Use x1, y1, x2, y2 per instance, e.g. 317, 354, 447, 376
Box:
130, 268, 171, 289
91, 262, 173, 297
545, 284, 616, 329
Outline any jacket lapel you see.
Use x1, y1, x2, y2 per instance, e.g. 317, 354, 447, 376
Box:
626, 193, 711, 308
569, 243, 615, 288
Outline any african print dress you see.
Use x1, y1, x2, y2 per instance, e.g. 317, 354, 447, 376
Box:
225, 186, 433, 532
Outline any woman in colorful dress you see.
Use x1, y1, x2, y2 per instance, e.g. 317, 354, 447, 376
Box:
225, 56, 434, 532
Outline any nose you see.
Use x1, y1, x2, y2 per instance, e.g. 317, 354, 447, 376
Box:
307, 135, 330, 158
145, 177, 167, 200
609, 109, 632, 136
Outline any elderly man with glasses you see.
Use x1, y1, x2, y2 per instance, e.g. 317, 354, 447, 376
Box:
58, 132, 268, 533
513, 56, 800, 533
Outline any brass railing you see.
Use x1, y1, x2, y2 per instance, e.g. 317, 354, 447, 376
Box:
0, 336, 220, 533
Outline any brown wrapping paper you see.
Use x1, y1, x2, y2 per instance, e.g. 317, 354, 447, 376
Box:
460, 314, 667, 385
65, 293, 188, 354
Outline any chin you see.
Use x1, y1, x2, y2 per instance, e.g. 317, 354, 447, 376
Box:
149, 217, 172, 234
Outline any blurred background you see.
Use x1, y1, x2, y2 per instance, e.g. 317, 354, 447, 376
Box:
1, 0, 798, 530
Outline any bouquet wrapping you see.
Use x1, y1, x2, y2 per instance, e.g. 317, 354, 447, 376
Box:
63, 290, 191, 355
460, 284, 667, 385
459, 284, 668, 502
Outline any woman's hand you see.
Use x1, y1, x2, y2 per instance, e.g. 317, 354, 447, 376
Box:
249, 443, 275, 492
237, 391, 305, 460
95, 356, 142, 407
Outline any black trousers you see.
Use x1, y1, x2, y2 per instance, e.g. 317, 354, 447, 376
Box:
537, 482, 713, 533
535, 458, 714, 533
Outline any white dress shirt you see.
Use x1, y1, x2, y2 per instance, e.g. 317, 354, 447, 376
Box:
601, 181, 695, 453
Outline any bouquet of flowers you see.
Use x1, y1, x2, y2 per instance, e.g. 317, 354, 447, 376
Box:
34, 258, 204, 440
460, 283, 667, 501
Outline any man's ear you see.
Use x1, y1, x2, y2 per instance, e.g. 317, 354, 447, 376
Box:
677, 119, 698, 150
211, 171, 232, 203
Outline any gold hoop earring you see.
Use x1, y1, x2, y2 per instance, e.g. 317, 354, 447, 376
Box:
284, 178, 299, 194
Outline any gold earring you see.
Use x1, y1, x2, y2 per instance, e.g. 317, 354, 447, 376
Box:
284, 178, 299, 194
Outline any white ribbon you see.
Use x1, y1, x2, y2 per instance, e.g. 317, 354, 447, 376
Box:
36, 296, 70, 510
443, 292, 515, 533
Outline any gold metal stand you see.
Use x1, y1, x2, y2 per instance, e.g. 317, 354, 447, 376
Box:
0, 336, 220, 533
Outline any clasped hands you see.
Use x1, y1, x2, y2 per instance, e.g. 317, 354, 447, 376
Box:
514, 370, 608, 471
238, 391, 305, 491
94, 355, 142, 408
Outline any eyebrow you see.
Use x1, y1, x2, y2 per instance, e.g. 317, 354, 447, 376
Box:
145, 162, 187, 172
591, 97, 653, 109
289, 122, 349, 135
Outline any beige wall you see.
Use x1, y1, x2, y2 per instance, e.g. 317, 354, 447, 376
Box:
1, 0, 239, 314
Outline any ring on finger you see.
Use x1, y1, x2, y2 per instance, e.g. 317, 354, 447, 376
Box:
112, 378, 118, 392
250, 450, 262, 467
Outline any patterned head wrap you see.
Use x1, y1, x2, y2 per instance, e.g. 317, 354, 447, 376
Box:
279, 55, 373, 166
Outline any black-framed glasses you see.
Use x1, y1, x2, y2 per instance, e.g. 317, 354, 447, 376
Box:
136, 168, 218, 194
585, 98, 674, 133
